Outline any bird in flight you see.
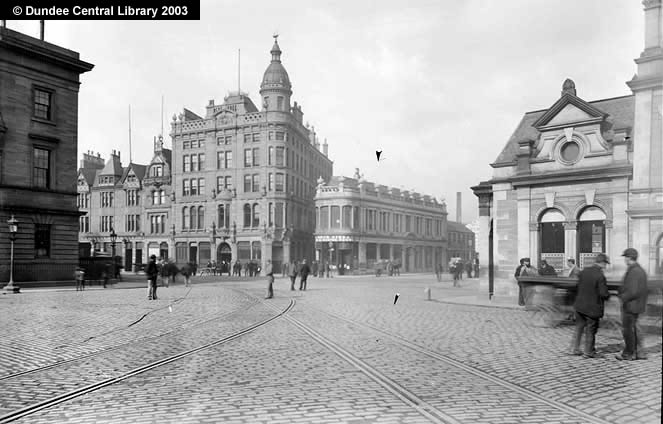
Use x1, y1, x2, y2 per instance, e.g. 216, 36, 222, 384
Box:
376, 150, 383, 162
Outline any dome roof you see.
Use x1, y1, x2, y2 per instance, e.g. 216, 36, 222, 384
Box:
260, 37, 292, 93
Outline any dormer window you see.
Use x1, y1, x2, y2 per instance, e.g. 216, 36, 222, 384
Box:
151, 165, 163, 177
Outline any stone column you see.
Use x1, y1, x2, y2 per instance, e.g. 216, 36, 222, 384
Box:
517, 187, 531, 261
261, 238, 273, 273
358, 241, 367, 269
283, 239, 291, 266
389, 244, 394, 261
376, 243, 381, 260
563, 221, 577, 263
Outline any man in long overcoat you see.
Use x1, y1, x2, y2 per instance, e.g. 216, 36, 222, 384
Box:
616, 248, 649, 361
299, 259, 311, 291
146, 255, 159, 300
570, 253, 610, 358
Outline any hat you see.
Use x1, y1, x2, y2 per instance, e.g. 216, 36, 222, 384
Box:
595, 253, 610, 264
150, 254, 157, 260
621, 248, 638, 260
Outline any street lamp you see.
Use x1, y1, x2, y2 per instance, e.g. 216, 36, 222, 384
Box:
4, 215, 20, 293
328, 241, 334, 275
110, 227, 117, 280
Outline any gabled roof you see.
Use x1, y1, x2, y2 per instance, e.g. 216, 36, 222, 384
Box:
532, 93, 607, 129
120, 163, 148, 183
492, 94, 634, 166
78, 168, 98, 186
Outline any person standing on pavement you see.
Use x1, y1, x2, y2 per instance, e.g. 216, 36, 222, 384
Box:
264, 259, 274, 299
616, 248, 649, 361
515, 258, 535, 306
570, 253, 611, 358
565, 258, 580, 278
147, 255, 159, 300
288, 260, 298, 291
299, 259, 311, 291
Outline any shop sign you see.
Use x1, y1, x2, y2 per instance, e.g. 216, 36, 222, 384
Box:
315, 235, 354, 242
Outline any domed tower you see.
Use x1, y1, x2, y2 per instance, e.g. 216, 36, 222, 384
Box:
259, 35, 292, 112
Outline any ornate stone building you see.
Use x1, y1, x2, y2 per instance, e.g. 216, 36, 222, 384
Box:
472, 1, 662, 292
314, 172, 448, 273
447, 221, 476, 264
0, 25, 93, 283
168, 36, 333, 270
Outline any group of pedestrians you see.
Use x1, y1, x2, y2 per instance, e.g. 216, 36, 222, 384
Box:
570, 248, 649, 361
267, 259, 312, 298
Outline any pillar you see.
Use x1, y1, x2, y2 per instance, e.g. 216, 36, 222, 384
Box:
376, 243, 381, 260
563, 221, 577, 264
358, 241, 367, 269
283, 239, 291, 265
389, 244, 394, 261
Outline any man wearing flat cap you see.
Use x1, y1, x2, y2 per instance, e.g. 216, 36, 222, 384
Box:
570, 253, 610, 358
616, 248, 649, 361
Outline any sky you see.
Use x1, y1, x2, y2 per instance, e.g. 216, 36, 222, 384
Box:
8, 0, 644, 223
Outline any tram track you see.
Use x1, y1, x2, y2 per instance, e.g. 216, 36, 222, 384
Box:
303, 305, 614, 424
0, 288, 260, 383
0, 298, 295, 423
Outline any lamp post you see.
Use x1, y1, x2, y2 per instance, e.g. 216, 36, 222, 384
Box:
110, 227, 117, 280
328, 241, 334, 276
4, 215, 20, 293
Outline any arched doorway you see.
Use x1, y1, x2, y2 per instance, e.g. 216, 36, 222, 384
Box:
539, 208, 565, 272
217, 242, 232, 274
577, 206, 606, 269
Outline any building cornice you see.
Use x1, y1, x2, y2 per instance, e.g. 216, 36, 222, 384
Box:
487, 164, 632, 188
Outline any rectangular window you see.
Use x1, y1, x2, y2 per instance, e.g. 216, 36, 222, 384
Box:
275, 147, 284, 166
252, 133, 260, 143
268, 173, 274, 191
275, 131, 285, 141
252, 174, 260, 192
217, 176, 224, 192
320, 206, 329, 229
199, 139, 205, 148
198, 153, 205, 170
33, 147, 50, 188
244, 174, 251, 192
190, 139, 198, 149
244, 149, 252, 167
275, 202, 284, 227
183, 140, 190, 149
268, 146, 274, 165
244, 134, 252, 143
275, 173, 284, 192
35, 224, 51, 258
225, 151, 233, 168
252, 148, 259, 166
199, 178, 205, 196
191, 156, 198, 172
183, 179, 190, 196
225, 176, 232, 189
217, 152, 224, 169
184, 155, 191, 172
191, 178, 198, 196
34, 88, 52, 120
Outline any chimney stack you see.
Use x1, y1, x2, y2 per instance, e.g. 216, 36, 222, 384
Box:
323, 138, 328, 156
456, 192, 462, 223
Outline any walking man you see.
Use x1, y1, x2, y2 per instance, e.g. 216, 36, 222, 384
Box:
565, 258, 580, 278
147, 255, 159, 300
299, 259, 311, 291
570, 253, 611, 358
288, 260, 298, 290
616, 248, 649, 361
265, 259, 274, 299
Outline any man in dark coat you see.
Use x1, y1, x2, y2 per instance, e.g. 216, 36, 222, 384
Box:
515, 258, 535, 306
264, 259, 274, 299
146, 255, 159, 300
538, 259, 557, 276
570, 253, 610, 358
299, 259, 311, 291
616, 248, 649, 361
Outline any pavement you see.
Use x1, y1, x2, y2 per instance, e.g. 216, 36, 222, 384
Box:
0, 273, 660, 423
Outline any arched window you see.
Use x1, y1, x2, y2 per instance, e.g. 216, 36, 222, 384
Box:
252, 203, 260, 227
577, 206, 607, 268
182, 207, 189, 230
198, 206, 205, 230
539, 208, 565, 271
189, 206, 196, 229
342, 206, 352, 229
243, 204, 251, 228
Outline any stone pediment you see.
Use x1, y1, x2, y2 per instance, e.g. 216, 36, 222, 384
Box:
533, 93, 606, 130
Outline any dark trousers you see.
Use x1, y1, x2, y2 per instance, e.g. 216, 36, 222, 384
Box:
621, 310, 644, 358
573, 311, 599, 355
289, 276, 296, 290
518, 282, 525, 306
148, 278, 158, 300
299, 275, 308, 290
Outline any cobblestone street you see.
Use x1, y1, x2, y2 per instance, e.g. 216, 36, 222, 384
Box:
0, 274, 660, 423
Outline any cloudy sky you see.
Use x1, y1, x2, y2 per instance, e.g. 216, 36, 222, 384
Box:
9, 0, 644, 222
